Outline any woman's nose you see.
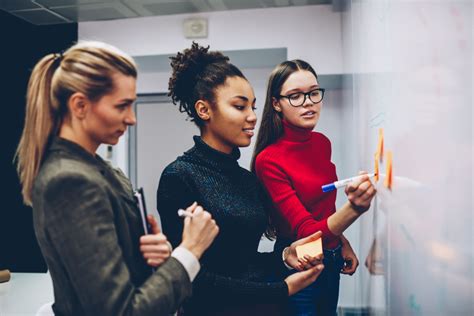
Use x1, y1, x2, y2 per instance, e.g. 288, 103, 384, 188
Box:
125, 107, 137, 126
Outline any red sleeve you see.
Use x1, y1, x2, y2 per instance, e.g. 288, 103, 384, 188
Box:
255, 152, 338, 242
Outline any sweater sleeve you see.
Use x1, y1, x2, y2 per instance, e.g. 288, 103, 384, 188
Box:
252, 182, 291, 274
157, 168, 289, 303
253, 249, 290, 280
255, 153, 338, 242
157, 167, 196, 248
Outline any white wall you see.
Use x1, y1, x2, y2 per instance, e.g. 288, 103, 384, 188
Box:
82, 4, 345, 178
79, 5, 343, 74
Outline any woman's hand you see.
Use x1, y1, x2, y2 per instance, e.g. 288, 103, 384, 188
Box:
139, 215, 172, 267
340, 235, 359, 275
284, 231, 324, 271
285, 262, 324, 296
180, 202, 219, 260
345, 171, 376, 214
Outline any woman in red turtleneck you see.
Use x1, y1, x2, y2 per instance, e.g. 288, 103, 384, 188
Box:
252, 60, 376, 316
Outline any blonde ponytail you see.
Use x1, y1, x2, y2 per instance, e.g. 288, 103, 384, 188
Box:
16, 54, 61, 205
16, 41, 137, 206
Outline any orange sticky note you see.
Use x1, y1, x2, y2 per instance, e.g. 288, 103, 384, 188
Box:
377, 128, 384, 162
374, 153, 380, 182
296, 238, 323, 259
384, 151, 393, 189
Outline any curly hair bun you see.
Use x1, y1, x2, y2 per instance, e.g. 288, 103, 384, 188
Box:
168, 42, 245, 126
169, 42, 227, 103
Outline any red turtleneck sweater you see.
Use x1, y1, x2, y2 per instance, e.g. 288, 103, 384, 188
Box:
255, 120, 340, 249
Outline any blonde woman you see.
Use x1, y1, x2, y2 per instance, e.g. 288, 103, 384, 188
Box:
16, 41, 219, 316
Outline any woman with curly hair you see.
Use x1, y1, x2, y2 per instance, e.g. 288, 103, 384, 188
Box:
157, 43, 326, 316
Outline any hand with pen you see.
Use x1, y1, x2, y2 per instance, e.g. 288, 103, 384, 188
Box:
140, 202, 219, 267
344, 171, 376, 214
179, 202, 219, 260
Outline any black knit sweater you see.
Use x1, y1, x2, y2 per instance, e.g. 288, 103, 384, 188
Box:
157, 136, 289, 314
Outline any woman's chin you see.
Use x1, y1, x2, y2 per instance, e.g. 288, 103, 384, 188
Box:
104, 137, 120, 146
298, 118, 318, 130
237, 139, 252, 148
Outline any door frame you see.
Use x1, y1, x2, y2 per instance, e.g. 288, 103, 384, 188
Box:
128, 92, 171, 188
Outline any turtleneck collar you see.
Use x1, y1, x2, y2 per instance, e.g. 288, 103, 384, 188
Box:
281, 119, 312, 143
186, 136, 241, 171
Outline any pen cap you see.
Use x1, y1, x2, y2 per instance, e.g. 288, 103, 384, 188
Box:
322, 183, 336, 192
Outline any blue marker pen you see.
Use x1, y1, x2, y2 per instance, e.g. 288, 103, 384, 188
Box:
322, 173, 376, 193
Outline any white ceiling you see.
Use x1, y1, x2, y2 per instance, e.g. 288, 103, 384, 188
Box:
0, 0, 347, 25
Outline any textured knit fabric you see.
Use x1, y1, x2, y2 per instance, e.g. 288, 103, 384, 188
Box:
33, 137, 192, 316
157, 136, 289, 315
255, 120, 340, 249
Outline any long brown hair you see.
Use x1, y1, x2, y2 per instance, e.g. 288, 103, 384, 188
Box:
251, 60, 318, 172
15, 41, 137, 206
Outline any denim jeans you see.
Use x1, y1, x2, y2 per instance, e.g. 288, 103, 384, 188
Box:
277, 239, 344, 316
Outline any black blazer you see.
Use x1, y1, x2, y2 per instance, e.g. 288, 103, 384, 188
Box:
32, 137, 191, 316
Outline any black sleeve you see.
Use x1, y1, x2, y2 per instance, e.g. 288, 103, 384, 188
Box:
43, 173, 192, 316
252, 181, 291, 276
157, 168, 196, 248
253, 248, 289, 279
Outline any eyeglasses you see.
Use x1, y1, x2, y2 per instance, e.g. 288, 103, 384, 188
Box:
278, 88, 325, 107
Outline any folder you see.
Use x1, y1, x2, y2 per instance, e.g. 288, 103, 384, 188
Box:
133, 187, 152, 235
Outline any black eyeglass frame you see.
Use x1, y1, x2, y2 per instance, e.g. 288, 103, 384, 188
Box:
277, 88, 326, 107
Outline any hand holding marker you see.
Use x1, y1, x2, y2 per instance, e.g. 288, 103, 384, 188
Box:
322, 173, 377, 193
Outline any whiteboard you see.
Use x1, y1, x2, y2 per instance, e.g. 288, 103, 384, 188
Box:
345, 1, 473, 314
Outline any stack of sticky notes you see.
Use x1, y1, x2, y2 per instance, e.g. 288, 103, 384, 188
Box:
296, 238, 323, 259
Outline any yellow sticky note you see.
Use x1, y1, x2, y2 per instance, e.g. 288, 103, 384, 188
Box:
296, 238, 323, 259
377, 128, 384, 162
384, 151, 393, 189
374, 153, 380, 182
